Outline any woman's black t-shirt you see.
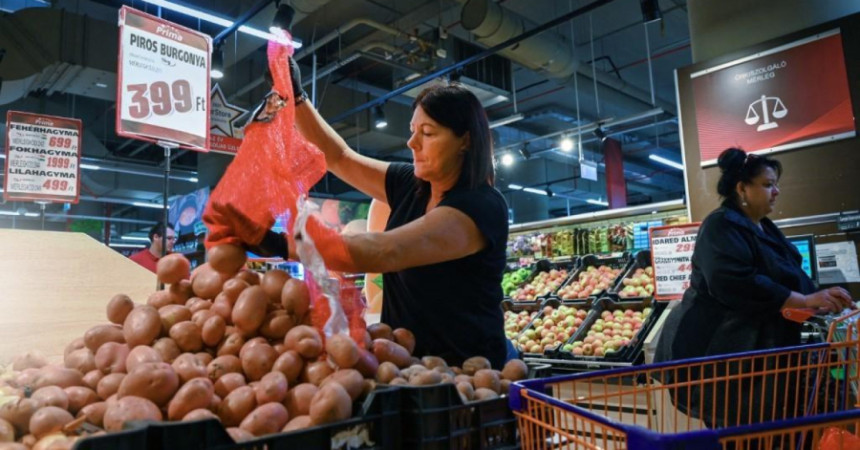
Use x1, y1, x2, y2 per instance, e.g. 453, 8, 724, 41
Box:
381, 163, 508, 369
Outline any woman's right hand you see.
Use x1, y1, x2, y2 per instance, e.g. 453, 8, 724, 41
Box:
804, 287, 854, 313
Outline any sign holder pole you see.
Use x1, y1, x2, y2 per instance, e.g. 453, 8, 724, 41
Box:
36, 202, 48, 231
157, 140, 179, 290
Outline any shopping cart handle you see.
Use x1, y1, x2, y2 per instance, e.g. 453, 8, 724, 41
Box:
782, 307, 816, 323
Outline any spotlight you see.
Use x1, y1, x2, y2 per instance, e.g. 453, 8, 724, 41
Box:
560, 136, 574, 152
270, 3, 296, 33
211, 46, 224, 79
640, 0, 663, 23
501, 153, 514, 167
593, 127, 607, 142
518, 145, 531, 160
373, 105, 388, 129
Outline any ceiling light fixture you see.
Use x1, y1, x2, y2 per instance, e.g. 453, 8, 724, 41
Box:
560, 136, 574, 152
500, 153, 514, 167
108, 243, 147, 249
523, 187, 548, 196
586, 198, 609, 206
372, 105, 388, 129
142, 0, 301, 47
211, 45, 225, 79
132, 202, 168, 209
507, 184, 523, 190
489, 113, 524, 129
649, 154, 685, 170
120, 236, 152, 242
80, 163, 101, 170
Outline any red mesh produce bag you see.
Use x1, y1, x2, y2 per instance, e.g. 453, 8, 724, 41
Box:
819, 427, 860, 450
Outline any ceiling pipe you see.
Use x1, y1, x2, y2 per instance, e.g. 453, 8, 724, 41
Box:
294, 18, 434, 62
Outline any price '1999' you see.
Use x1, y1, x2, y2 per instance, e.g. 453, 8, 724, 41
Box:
126, 80, 193, 119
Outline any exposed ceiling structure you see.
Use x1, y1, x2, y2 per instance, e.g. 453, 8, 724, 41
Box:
0, 0, 691, 239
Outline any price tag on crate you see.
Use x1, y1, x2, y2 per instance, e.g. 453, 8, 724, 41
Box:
4, 111, 82, 204
116, 6, 211, 150
649, 223, 700, 300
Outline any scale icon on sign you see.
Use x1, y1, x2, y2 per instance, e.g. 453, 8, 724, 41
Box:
745, 94, 788, 131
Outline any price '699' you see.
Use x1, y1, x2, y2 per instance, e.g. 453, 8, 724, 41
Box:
126, 80, 201, 119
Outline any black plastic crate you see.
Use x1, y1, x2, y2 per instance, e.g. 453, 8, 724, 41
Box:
609, 249, 655, 301
511, 298, 591, 359
73, 419, 234, 450
505, 259, 575, 304
555, 253, 631, 302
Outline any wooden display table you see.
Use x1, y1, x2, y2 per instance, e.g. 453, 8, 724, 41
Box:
0, 230, 156, 364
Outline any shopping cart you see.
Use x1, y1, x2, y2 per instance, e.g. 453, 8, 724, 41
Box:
510, 308, 860, 449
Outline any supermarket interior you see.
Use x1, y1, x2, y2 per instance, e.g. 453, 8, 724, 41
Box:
0, 0, 859, 448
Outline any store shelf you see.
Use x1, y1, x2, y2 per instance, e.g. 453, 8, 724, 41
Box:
509, 199, 686, 234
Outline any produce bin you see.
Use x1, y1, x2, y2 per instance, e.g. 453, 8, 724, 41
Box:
510, 298, 592, 359
505, 259, 576, 304
555, 253, 631, 302
609, 249, 655, 302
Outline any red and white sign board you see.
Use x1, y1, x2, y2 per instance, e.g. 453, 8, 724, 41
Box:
4, 111, 82, 204
649, 223, 701, 300
209, 84, 246, 155
116, 6, 211, 151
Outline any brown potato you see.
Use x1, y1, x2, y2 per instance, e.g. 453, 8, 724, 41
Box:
208, 244, 247, 275
235, 269, 260, 286
29, 407, 73, 440
106, 294, 135, 325
83, 325, 125, 353
500, 379, 512, 395
301, 361, 334, 386
259, 312, 293, 341
371, 339, 412, 368
472, 388, 499, 401
501, 359, 528, 381
283, 384, 317, 418
375, 362, 401, 384
169, 280, 194, 304
82, 370, 103, 391
226, 427, 254, 443
196, 351, 214, 367
473, 369, 501, 394
214, 373, 246, 398
272, 351, 303, 384
63, 387, 98, 415
261, 270, 290, 304
63, 339, 86, 363
152, 338, 182, 363
367, 323, 393, 341
201, 316, 227, 347
169, 321, 204, 353
388, 377, 408, 386
0, 398, 41, 436
462, 356, 491, 376
207, 355, 242, 381
239, 337, 268, 359
34, 367, 83, 390
30, 387, 68, 410
309, 383, 351, 426
167, 378, 214, 421
325, 334, 360, 369
353, 349, 379, 379
182, 409, 218, 422
12, 352, 48, 373
284, 326, 322, 360
0, 417, 14, 442
232, 286, 268, 335
222, 279, 250, 302
95, 374, 125, 400
191, 309, 217, 328
64, 348, 96, 374
210, 296, 233, 324
157, 253, 190, 285
146, 291, 173, 309
421, 356, 448, 370
123, 306, 161, 348
103, 396, 162, 432
409, 370, 442, 386
456, 382, 474, 402
322, 369, 363, 401
117, 362, 179, 407
158, 305, 192, 335
217, 333, 245, 357
125, 346, 162, 373
239, 402, 289, 437
280, 279, 310, 319
217, 386, 256, 427
282, 415, 312, 432
392, 328, 416, 355
94, 343, 129, 374
254, 372, 288, 405
171, 353, 208, 385
187, 299, 213, 314
240, 344, 277, 382
77, 402, 107, 428
192, 264, 228, 299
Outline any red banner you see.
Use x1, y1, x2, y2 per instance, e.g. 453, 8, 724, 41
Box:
691, 29, 855, 165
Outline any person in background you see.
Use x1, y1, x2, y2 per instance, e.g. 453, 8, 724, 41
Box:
655, 147, 852, 428
129, 222, 176, 274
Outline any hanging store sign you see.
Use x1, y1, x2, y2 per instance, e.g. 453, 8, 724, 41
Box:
691, 29, 855, 166
649, 223, 700, 300
4, 111, 82, 204
209, 84, 247, 155
116, 6, 211, 151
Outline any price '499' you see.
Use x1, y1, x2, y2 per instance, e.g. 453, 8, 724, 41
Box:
127, 80, 193, 119
43, 179, 70, 191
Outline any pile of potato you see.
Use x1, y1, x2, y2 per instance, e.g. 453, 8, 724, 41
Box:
0, 246, 529, 449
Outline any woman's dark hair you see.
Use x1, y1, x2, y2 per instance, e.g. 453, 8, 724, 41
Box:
716, 148, 783, 204
412, 83, 494, 192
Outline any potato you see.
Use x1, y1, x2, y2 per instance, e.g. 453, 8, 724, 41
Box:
191, 309, 217, 328
123, 306, 161, 348
210, 297, 233, 324
272, 351, 303, 384
146, 291, 173, 309
157, 253, 190, 285
232, 286, 268, 335
392, 328, 416, 355
283, 384, 317, 418
171, 354, 207, 385
150, 337, 181, 363
462, 356, 491, 376
472, 388, 499, 401
192, 264, 229, 299
375, 362, 401, 384
353, 349, 379, 379
281, 279, 310, 319
222, 279, 250, 303
187, 299, 213, 314
106, 294, 134, 325
261, 270, 290, 304
34, 367, 83, 390
103, 396, 162, 432
117, 362, 178, 407
28, 407, 73, 440
322, 370, 363, 401
125, 346, 162, 374
473, 369, 500, 394
169, 280, 194, 304
167, 378, 214, 421
77, 402, 107, 428
95, 374, 125, 400
0, 398, 40, 436
371, 339, 412, 368
501, 359, 528, 381
226, 427, 254, 443
83, 325, 125, 353
64, 349, 95, 374
241, 345, 278, 382
30, 387, 68, 410
158, 305, 192, 335
309, 383, 351, 426
254, 372, 287, 405
389, 377, 408, 386
208, 244, 247, 275
421, 356, 448, 370
169, 321, 204, 353
456, 382, 474, 402
0, 417, 13, 442
239, 403, 289, 437
282, 415, 312, 432
201, 316, 227, 347
500, 379, 512, 395
259, 312, 293, 340
12, 352, 48, 372
94, 343, 129, 374
218, 386, 256, 427
325, 333, 360, 369
63, 339, 86, 363
63, 387, 97, 415
284, 326, 323, 360
182, 409, 218, 422
214, 373, 246, 398
217, 333, 245, 357
81, 370, 103, 391
239, 337, 267, 359
207, 355, 242, 382
301, 361, 334, 387
367, 323, 393, 341
409, 370, 442, 386
0, 442, 28, 450
13, 369, 39, 390
235, 269, 260, 286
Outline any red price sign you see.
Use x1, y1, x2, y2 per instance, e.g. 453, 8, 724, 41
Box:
649, 223, 701, 301
4, 111, 82, 204
116, 6, 210, 151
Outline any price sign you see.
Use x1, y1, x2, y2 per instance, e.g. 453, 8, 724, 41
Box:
4, 111, 82, 204
116, 6, 210, 151
649, 223, 701, 300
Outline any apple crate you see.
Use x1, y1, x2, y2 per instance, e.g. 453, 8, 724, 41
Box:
511, 298, 593, 359
554, 253, 631, 302
506, 259, 576, 304
501, 299, 543, 350
557, 297, 667, 365
609, 249, 656, 301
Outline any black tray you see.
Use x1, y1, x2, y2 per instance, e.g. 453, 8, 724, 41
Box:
555, 253, 632, 301
512, 298, 592, 359
609, 249, 655, 301
505, 259, 574, 304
